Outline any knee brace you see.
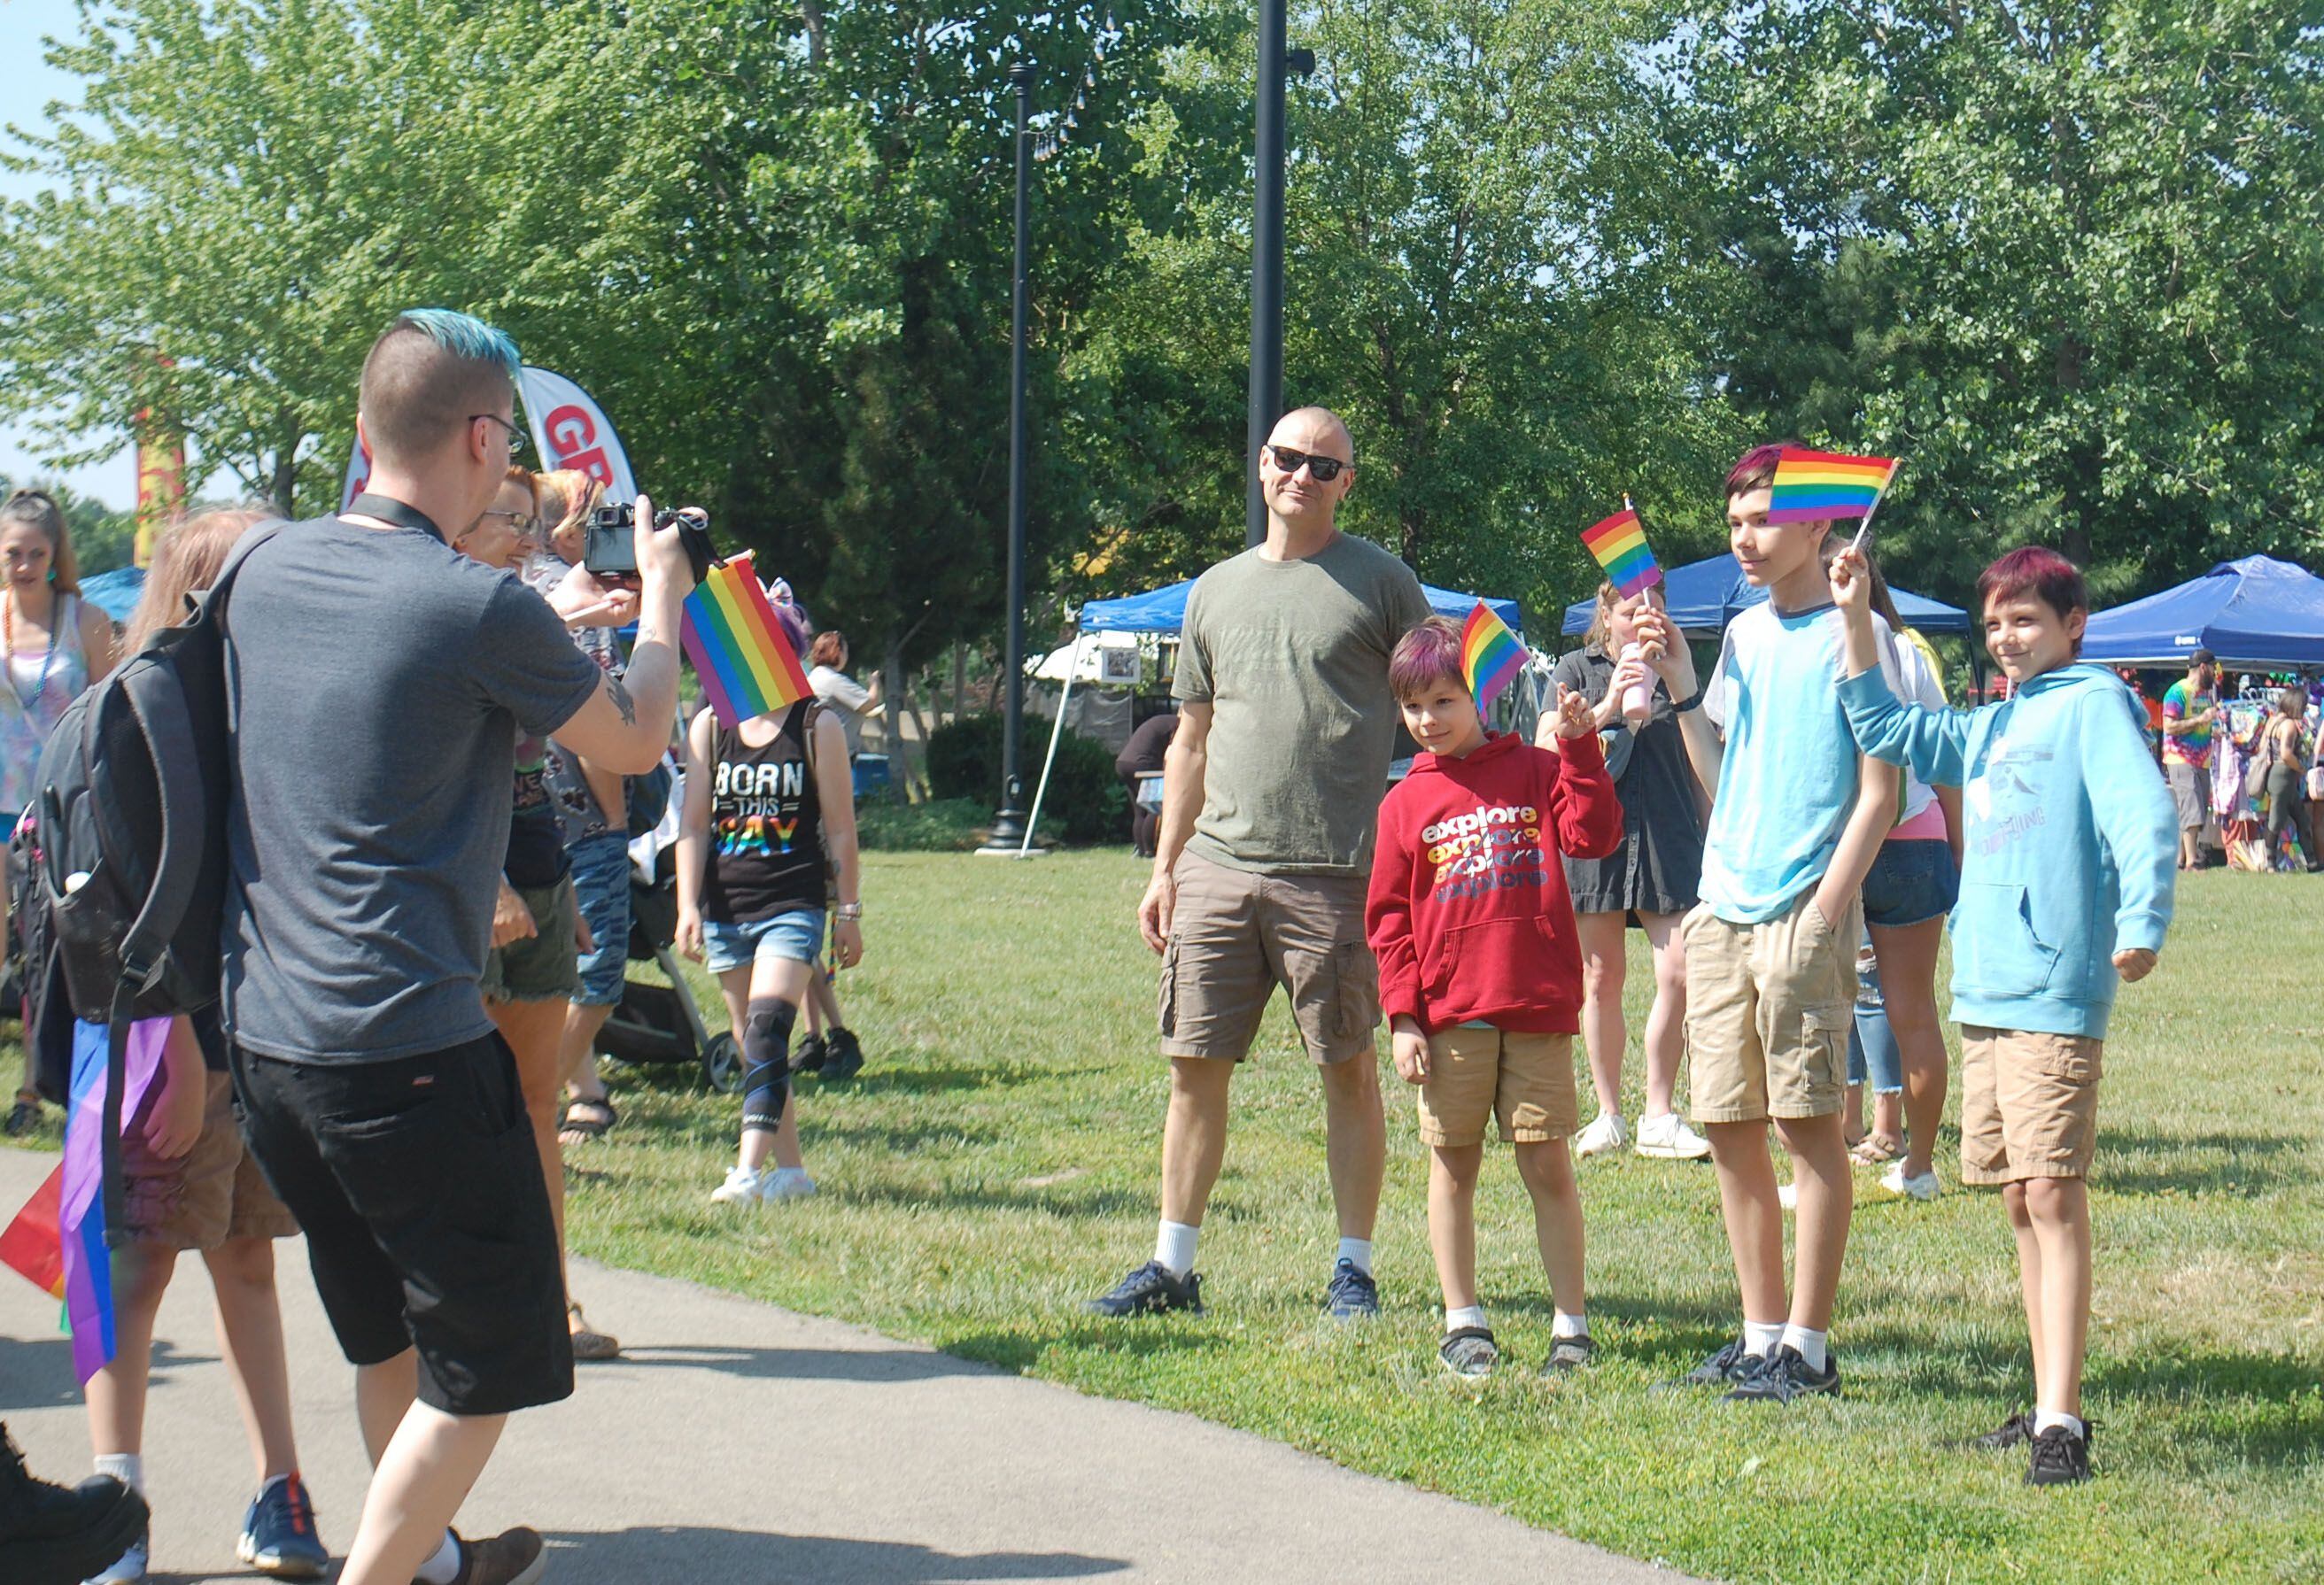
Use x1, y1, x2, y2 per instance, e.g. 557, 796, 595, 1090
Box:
740, 996, 796, 1133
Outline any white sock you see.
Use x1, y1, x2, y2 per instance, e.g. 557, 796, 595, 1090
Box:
1154, 1220, 1199, 1278
1553, 1310, 1589, 1340
1336, 1236, 1374, 1277
1780, 1324, 1829, 1372
414, 1529, 462, 1585
92, 1452, 143, 1494
1743, 1320, 1785, 1358
2034, 1407, 2086, 1439
1445, 1304, 1489, 1334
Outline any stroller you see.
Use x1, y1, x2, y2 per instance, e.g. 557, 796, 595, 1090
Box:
597, 842, 740, 1093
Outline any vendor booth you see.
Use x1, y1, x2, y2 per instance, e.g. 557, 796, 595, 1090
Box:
1560, 552, 1968, 638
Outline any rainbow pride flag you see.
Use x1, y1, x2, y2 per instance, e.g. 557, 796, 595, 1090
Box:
681, 552, 812, 729
1580, 507, 1662, 598
1460, 602, 1527, 711
1768, 448, 1898, 524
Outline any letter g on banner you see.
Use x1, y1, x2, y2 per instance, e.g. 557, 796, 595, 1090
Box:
517, 365, 639, 501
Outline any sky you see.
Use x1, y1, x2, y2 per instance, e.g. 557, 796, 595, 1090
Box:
1, 0, 142, 509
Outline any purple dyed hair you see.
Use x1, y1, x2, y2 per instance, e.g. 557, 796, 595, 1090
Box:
1389, 616, 1466, 701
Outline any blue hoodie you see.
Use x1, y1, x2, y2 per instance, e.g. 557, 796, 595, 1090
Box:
1839, 662, 2175, 1040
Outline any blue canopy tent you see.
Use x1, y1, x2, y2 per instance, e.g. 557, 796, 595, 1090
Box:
1081, 577, 1522, 635
1561, 552, 1969, 638
2081, 555, 2324, 669
79, 566, 147, 624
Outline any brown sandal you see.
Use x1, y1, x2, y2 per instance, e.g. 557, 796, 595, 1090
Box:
568, 1303, 621, 1361
1850, 1133, 1905, 1165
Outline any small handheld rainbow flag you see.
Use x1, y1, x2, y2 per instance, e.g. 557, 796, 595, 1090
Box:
1460, 602, 1526, 712
681, 551, 813, 729
1580, 504, 1662, 598
1768, 447, 1898, 525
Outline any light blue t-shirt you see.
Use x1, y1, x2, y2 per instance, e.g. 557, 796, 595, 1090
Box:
1699, 601, 1900, 924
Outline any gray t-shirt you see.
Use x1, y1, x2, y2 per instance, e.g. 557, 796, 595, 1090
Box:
221, 516, 604, 1063
1173, 533, 1430, 874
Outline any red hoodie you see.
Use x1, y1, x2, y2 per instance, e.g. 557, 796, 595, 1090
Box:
1366, 730, 1623, 1034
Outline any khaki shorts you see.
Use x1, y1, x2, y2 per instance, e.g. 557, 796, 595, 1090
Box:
1416, 1027, 1577, 1147
121, 1071, 300, 1250
1959, 1026, 2103, 1184
1158, 850, 1380, 1064
1683, 892, 1860, 1123
482, 878, 582, 1004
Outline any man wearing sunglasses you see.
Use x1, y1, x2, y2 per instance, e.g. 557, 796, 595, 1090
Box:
1088, 407, 1431, 1322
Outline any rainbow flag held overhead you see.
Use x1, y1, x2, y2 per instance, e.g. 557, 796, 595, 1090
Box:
1460, 602, 1527, 712
1580, 507, 1662, 598
682, 552, 813, 729
1768, 448, 1898, 524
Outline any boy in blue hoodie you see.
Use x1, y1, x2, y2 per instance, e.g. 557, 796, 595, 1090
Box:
1829, 544, 2175, 1487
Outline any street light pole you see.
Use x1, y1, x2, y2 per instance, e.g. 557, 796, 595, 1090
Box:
1246, 0, 1288, 547
983, 62, 1036, 854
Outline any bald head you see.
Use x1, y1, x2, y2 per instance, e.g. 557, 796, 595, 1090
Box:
1258, 406, 1356, 539
1269, 406, 1354, 463
358, 309, 521, 468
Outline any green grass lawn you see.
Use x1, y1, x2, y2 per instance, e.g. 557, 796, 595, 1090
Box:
12, 858, 2321, 1581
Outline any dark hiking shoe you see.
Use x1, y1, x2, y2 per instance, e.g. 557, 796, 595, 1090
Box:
2026, 1425, 2093, 1487
0, 1425, 150, 1585
1084, 1259, 1203, 1318
433, 1526, 546, 1585
1541, 1334, 1598, 1376
823, 1026, 865, 1080
1438, 1327, 1499, 1378
1321, 1258, 1380, 1320
1724, 1344, 1841, 1403
1951, 1409, 2034, 1452
788, 1032, 828, 1074
1655, 1336, 1751, 1392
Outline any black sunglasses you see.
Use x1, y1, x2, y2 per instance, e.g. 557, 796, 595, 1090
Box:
470, 412, 530, 458
1265, 444, 1350, 483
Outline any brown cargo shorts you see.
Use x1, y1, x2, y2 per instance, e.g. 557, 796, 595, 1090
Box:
1682, 891, 1861, 1124
1158, 849, 1380, 1064
1959, 1026, 2103, 1184
1416, 1027, 1578, 1147
122, 1071, 301, 1250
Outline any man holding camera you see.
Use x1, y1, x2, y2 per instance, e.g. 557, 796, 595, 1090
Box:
223, 309, 693, 1585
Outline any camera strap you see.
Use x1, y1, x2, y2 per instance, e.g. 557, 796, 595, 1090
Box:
346, 492, 447, 544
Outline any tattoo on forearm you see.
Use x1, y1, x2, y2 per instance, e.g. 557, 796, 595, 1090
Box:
606, 674, 638, 728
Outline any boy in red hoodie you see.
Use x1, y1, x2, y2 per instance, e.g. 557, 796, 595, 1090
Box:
1367, 617, 1623, 1378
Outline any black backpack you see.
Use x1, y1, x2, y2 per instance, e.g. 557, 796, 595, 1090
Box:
18, 522, 283, 1242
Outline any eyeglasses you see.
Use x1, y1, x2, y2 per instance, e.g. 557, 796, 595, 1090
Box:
470, 413, 529, 458
474, 508, 538, 540
1264, 444, 1350, 483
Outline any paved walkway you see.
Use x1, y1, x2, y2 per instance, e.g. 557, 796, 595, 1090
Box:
0, 1148, 1690, 1584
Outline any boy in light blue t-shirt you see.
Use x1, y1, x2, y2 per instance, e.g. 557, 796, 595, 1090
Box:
1645, 444, 1902, 1405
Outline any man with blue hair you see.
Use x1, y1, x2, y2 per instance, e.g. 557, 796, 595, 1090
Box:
223, 309, 696, 1585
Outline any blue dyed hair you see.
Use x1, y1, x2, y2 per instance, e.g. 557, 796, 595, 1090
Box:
391, 307, 520, 379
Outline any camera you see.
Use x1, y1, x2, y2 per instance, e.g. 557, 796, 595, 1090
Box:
584, 502, 717, 583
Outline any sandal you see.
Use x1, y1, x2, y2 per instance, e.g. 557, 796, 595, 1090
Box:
1850, 1133, 1905, 1165
568, 1303, 621, 1362
558, 1097, 617, 1147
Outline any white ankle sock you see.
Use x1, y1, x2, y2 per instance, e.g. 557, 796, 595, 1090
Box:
92, 1452, 143, 1494
1743, 1321, 1784, 1358
1780, 1325, 1829, 1372
2034, 1407, 2086, 1439
1336, 1236, 1374, 1277
1154, 1220, 1199, 1278
1445, 1304, 1489, 1334
1552, 1311, 1589, 1340
414, 1529, 462, 1585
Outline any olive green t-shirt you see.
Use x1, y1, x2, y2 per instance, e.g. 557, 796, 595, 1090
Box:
1173, 534, 1431, 875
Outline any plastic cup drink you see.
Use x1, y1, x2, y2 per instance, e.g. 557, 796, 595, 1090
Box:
1621, 642, 1652, 723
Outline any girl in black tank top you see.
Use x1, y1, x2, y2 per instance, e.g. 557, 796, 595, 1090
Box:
702, 700, 828, 925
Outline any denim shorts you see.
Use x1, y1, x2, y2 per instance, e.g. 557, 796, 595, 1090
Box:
702, 908, 826, 975
567, 831, 633, 1008
1860, 839, 1960, 929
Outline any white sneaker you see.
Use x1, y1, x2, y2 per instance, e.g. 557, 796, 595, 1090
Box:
1633, 1111, 1712, 1160
1881, 1161, 1941, 1201
1574, 1111, 1629, 1159
710, 1165, 765, 1205
759, 1167, 818, 1202
1777, 1181, 1799, 1211
83, 1533, 149, 1584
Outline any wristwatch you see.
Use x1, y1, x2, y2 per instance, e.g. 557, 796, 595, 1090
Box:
833, 902, 864, 921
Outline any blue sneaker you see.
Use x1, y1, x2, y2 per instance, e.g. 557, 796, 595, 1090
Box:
1085, 1259, 1204, 1317
1321, 1258, 1379, 1320
236, 1473, 328, 1579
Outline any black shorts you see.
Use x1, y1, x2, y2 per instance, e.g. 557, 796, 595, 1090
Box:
231, 1034, 573, 1417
